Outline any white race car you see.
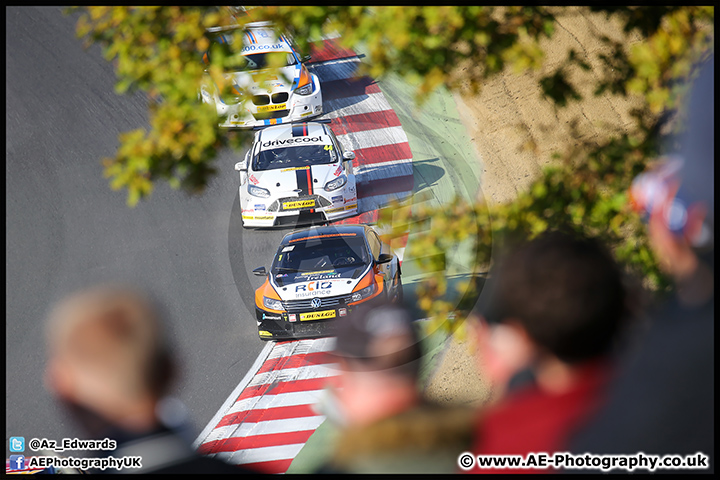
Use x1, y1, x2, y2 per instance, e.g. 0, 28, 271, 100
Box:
200, 21, 323, 128
235, 120, 358, 228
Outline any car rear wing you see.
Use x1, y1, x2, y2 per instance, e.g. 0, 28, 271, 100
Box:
206, 25, 242, 33
245, 21, 274, 28
206, 20, 273, 34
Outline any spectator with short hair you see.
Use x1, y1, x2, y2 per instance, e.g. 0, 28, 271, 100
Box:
44, 284, 252, 474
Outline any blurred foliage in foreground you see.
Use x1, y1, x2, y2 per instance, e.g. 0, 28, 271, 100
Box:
70, 6, 713, 329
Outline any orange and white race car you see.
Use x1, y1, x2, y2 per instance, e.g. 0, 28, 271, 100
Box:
252, 224, 402, 340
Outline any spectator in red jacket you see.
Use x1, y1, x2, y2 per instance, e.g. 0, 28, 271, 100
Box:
464, 231, 630, 473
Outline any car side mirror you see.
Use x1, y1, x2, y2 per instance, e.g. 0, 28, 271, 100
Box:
253, 266, 267, 277
301, 54, 312, 63
343, 151, 355, 161
377, 254, 393, 265
235, 161, 247, 171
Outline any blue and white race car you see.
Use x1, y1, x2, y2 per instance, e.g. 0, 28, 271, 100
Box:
235, 120, 358, 228
201, 21, 323, 128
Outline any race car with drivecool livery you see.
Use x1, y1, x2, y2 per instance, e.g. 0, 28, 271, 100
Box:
235, 120, 358, 228
252, 225, 403, 340
200, 21, 322, 128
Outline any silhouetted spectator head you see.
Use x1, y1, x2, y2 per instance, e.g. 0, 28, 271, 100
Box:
44, 285, 174, 433
324, 299, 424, 429
481, 231, 627, 364
334, 298, 422, 379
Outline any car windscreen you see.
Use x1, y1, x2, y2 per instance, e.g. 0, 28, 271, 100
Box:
253, 145, 338, 171
273, 236, 369, 273
226, 52, 297, 71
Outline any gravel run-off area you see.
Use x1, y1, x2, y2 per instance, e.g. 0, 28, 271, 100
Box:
423, 7, 644, 407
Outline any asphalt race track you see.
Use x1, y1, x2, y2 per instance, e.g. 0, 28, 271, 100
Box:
6, 6, 275, 443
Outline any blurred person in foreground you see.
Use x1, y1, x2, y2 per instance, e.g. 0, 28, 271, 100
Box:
314, 298, 475, 474
464, 230, 630, 473
569, 56, 714, 473
44, 284, 251, 474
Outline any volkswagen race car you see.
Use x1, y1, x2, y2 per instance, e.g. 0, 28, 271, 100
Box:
235, 120, 358, 228
200, 21, 322, 128
252, 225, 403, 340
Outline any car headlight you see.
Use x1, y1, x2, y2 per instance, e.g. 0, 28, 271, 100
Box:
295, 83, 313, 96
263, 296, 283, 311
324, 174, 347, 192
351, 283, 376, 302
248, 184, 271, 198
